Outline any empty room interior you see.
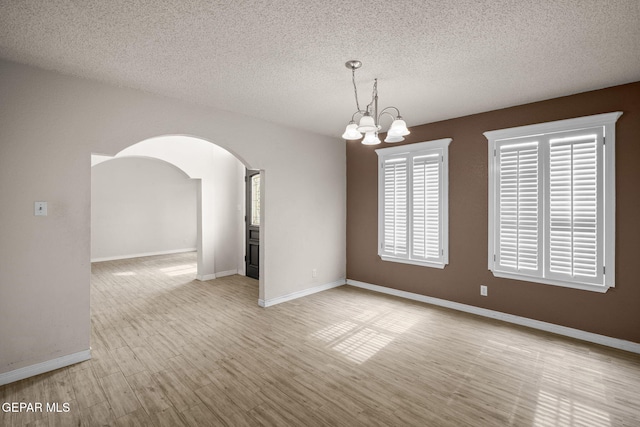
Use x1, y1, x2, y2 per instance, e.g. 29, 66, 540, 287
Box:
1, 1, 639, 426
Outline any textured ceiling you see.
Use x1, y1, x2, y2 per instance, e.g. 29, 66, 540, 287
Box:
1, 1, 639, 138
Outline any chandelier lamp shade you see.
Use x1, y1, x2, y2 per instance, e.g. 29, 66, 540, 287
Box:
341, 60, 410, 145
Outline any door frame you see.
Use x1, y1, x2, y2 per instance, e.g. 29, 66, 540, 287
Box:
245, 169, 261, 280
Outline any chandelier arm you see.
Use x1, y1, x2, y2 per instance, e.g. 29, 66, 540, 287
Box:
350, 110, 367, 123
378, 110, 396, 122
377, 110, 398, 131
378, 106, 402, 119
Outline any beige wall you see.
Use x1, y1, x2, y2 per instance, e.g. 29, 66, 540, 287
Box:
0, 59, 346, 375
347, 81, 640, 344
91, 157, 198, 260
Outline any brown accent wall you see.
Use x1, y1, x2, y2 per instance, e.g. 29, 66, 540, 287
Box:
347, 81, 640, 344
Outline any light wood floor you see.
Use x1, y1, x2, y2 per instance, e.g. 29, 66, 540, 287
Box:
2, 252, 640, 426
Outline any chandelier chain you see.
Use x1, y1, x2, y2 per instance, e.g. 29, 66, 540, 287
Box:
366, 79, 378, 115
352, 68, 361, 112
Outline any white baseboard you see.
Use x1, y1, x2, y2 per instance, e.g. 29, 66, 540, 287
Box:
0, 349, 91, 386
347, 279, 640, 355
259, 279, 345, 308
91, 248, 196, 263
215, 269, 238, 278
196, 269, 238, 281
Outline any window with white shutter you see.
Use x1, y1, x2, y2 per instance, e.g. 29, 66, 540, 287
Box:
412, 153, 441, 261
382, 156, 408, 256
485, 112, 621, 292
376, 138, 451, 269
496, 139, 542, 275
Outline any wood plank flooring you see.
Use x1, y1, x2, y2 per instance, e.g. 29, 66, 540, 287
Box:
1, 252, 640, 426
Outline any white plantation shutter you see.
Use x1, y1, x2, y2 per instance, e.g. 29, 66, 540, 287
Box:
546, 131, 603, 285
412, 154, 441, 261
377, 139, 450, 268
383, 157, 408, 256
485, 112, 620, 292
496, 141, 542, 275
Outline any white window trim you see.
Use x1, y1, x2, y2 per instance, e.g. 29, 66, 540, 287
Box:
376, 138, 451, 269
485, 112, 622, 293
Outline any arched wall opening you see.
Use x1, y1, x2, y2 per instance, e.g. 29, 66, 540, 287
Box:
90, 135, 264, 301
0, 61, 347, 386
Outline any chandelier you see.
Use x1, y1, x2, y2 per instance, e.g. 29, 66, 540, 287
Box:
341, 60, 410, 145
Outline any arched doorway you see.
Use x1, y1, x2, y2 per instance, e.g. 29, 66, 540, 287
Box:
91, 135, 264, 301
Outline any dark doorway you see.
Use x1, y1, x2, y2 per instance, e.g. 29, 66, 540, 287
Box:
245, 170, 260, 280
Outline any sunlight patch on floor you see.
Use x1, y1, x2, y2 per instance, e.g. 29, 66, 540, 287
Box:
312, 311, 421, 364
113, 271, 136, 276
160, 264, 197, 276
533, 390, 611, 426
333, 328, 396, 364
533, 366, 611, 427
372, 312, 420, 334
313, 321, 359, 342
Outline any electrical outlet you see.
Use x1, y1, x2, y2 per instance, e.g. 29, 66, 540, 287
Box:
480, 285, 488, 296
312, 269, 318, 278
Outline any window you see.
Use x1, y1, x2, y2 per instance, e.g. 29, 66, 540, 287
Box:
485, 112, 621, 292
376, 138, 451, 268
251, 174, 260, 226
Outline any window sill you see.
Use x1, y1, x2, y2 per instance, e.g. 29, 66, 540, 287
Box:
380, 255, 447, 269
491, 270, 612, 293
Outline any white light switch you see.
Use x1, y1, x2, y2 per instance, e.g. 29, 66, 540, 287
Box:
35, 201, 47, 216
